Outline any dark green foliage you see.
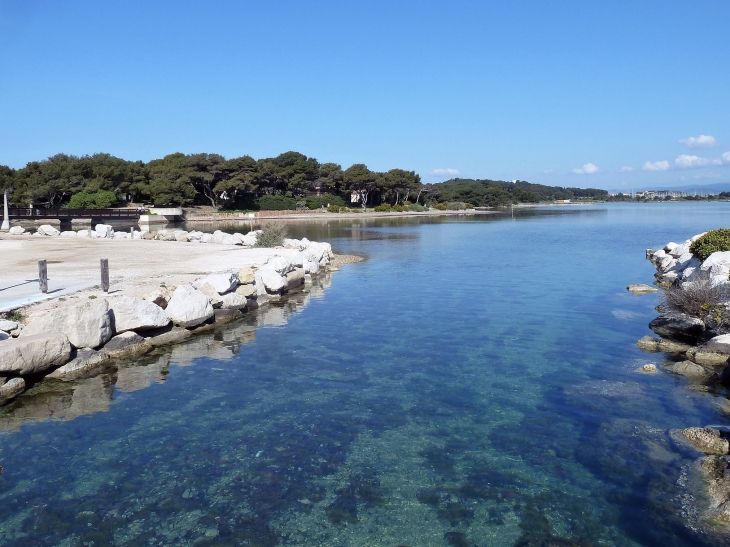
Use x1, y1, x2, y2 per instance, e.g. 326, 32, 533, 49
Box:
689, 228, 730, 261
254, 222, 288, 248
434, 178, 608, 206
304, 193, 345, 209
374, 203, 392, 212
257, 195, 296, 211
65, 190, 117, 209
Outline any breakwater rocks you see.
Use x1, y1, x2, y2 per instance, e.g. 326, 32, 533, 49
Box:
0, 237, 337, 406
640, 232, 730, 526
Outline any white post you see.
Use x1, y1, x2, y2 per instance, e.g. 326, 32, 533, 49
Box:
1, 189, 9, 231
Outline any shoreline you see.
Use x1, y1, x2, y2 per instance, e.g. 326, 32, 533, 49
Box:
0, 228, 360, 408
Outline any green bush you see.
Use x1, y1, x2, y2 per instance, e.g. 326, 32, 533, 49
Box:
255, 221, 288, 247
690, 229, 730, 261
408, 203, 426, 212
374, 204, 392, 212
434, 203, 448, 210
66, 190, 117, 209
393, 204, 408, 212
327, 205, 342, 213
305, 194, 346, 209
446, 201, 468, 210
257, 195, 297, 211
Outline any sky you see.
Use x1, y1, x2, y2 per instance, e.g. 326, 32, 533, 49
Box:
0, 0, 728, 190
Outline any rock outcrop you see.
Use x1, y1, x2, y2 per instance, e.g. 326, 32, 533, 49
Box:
193, 273, 238, 294
648, 315, 705, 343
46, 348, 107, 380
680, 427, 730, 455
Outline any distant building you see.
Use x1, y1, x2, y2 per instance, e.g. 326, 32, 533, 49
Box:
555, 199, 571, 203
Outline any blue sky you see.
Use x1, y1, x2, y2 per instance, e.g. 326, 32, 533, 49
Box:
1, 0, 728, 190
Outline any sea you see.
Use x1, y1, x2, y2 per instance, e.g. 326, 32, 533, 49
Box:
1, 202, 730, 546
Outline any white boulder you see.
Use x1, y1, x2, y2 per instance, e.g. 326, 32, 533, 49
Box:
60, 231, 77, 237
95, 224, 114, 238
164, 285, 214, 327
8, 226, 25, 235
109, 296, 170, 332
193, 272, 239, 294
257, 267, 287, 293
267, 256, 294, 275
200, 233, 214, 244
221, 292, 248, 310
0, 377, 25, 403
198, 283, 223, 308
37, 224, 60, 236
0, 319, 18, 332
0, 332, 72, 375
242, 231, 258, 246
21, 299, 113, 349
235, 284, 256, 298
238, 267, 255, 284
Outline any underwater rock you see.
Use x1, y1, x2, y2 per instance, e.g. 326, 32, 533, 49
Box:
664, 360, 714, 380
679, 427, 730, 455
627, 283, 659, 294
636, 335, 691, 354
649, 314, 705, 343
698, 455, 730, 523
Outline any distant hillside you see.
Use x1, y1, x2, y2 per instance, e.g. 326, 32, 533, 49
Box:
433, 178, 608, 206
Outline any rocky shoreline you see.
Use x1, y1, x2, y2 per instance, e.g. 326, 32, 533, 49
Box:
0, 225, 351, 408
635, 231, 730, 526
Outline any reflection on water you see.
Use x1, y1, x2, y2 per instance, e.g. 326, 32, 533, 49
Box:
0, 274, 333, 435
4, 204, 730, 546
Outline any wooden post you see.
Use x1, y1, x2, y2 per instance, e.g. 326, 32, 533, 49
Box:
100, 258, 109, 292
38, 260, 48, 294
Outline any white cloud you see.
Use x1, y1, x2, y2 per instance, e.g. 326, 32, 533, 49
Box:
723, 152, 730, 163
674, 154, 722, 168
694, 172, 721, 179
643, 160, 670, 171
543, 169, 555, 174
572, 163, 598, 175
431, 168, 460, 176
619, 166, 635, 172
679, 134, 718, 149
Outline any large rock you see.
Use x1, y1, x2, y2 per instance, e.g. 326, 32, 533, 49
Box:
665, 360, 714, 380
37, 224, 60, 236
60, 230, 77, 237
193, 273, 238, 294
220, 292, 248, 310
146, 326, 192, 347
686, 346, 730, 366
200, 233, 214, 244
22, 299, 113, 349
648, 314, 705, 343
258, 267, 287, 293
109, 295, 170, 332
0, 332, 72, 375
46, 348, 107, 380
286, 267, 305, 289
636, 335, 691, 354
198, 283, 223, 308
0, 377, 25, 404
144, 286, 173, 309
267, 256, 294, 275
242, 231, 259, 246
164, 285, 214, 327
235, 283, 256, 298
701, 334, 730, 354
8, 226, 25, 235
698, 456, 730, 523
238, 267, 255, 284
0, 319, 19, 332
102, 331, 150, 358
702, 251, 730, 273
680, 427, 730, 455
94, 224, 114, 238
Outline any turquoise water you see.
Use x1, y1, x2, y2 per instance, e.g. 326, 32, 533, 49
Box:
2, 203, 730, 546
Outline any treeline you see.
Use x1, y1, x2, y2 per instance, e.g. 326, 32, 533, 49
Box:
0, 152, 612, 210
434, 178, 608, 207
0, 151, 421, 209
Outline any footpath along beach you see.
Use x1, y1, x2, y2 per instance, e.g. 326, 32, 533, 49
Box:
0, 225, 360, 407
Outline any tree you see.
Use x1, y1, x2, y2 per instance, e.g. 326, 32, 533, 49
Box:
268, 151, 320, 197
383, 168, 421, 204
187, 153, 226, 207
215, 155, 258, 206
318, 163, 344, 194
343, 164, 378, 207
146, 153, 197, 206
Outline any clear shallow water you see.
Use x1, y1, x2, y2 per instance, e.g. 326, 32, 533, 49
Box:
2, 203, 730, 546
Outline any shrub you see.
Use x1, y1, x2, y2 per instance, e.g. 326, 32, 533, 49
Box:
374, 204, 392, 212
255, 221, 288, 247
306, 194, 346, 209
327, 205, 341, 213
66, 190, 117, 209
393, 204, 408, 212
659, 271, 728, 319
464, 203, 474, 209
257, 195, 297, 211
446, 201, 467, 210
434, 203, 448, 210
408, 203, 426, 212
690, 229, 730, 261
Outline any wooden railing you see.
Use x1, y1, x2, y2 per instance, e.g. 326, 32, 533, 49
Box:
7, 208, 141, 219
